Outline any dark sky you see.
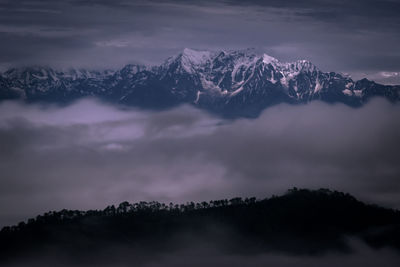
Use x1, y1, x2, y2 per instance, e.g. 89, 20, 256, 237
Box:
0, 0, 400, 83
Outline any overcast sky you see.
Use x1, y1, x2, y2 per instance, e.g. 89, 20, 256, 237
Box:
0, 0, 400, 84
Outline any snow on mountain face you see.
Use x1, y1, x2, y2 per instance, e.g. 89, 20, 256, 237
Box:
181, 48, 213, 69
262, 54, 279, 65
0, 48, 399, 117
162, 48, 340, 103
164, 48, 324, 95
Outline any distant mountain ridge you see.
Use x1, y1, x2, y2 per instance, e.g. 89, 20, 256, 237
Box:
1, 48, 399, 117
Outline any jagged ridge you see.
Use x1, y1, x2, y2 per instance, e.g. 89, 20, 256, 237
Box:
1, 48, 399, 117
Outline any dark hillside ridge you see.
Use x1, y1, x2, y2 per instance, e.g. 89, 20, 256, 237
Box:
1, 188, 399, 265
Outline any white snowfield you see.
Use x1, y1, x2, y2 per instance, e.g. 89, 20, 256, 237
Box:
161, 48, 360, 99
1, 48, 383, 106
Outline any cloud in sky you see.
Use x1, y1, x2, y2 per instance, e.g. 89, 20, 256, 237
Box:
352, 71, 400, 85
0, 98, 399, 227
0, 0, 399, 83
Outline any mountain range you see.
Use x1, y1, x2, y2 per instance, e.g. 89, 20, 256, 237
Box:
1, 48, 399, 117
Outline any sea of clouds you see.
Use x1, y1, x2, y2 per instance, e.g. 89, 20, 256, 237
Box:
0, 98, 399, 227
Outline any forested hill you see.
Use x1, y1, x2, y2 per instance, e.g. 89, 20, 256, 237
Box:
1, 189, 400, 265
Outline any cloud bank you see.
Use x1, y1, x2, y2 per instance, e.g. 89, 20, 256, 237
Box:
0, 98, 399, 227
5, 237, 400, 266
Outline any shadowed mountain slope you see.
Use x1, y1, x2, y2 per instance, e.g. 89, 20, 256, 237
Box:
1, 49, 399, 117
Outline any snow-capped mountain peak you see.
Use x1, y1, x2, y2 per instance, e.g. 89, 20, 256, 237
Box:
0, 48, 399, 118
182, 48, 212, 64
262, 54, 279, 65
178, 48, 213, 73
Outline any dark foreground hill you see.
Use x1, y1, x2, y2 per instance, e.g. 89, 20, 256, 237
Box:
1, 188, 400, 266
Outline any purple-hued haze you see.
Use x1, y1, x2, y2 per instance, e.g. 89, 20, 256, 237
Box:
0, 98, 399, 227
6, 238, 400, 267
1, 1, 400, 266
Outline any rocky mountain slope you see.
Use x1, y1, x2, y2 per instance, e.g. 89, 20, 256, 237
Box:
1, 48, 399, 117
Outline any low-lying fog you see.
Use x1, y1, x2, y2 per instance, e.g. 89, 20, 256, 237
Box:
0, 98, 399, 227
